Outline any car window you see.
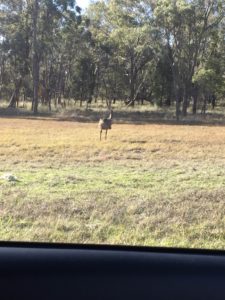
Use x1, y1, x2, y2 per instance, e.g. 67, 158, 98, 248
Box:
0, 0, 225, 249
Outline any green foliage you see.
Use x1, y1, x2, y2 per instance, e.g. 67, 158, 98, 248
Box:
0, 0, 224, 112
193, 68, 216, 85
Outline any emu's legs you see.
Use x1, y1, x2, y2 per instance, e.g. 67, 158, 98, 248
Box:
100, 129, 108, 141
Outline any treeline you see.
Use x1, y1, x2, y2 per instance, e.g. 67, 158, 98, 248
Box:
0, 0, 225, 119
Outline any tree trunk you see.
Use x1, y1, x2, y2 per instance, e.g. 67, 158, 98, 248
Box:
171, 61, 180, 121
56, 61, 64, 107
48, 97, 51, 112
175, 94, 180, 121
165, 96, 171, 106
173, 79, 180, 121
159, 79, 165, 107
192, 86, 198, 115
201, 95, 207, 116
129, 54, 135, 107
130, 77, 135, 106
182, 85, 188, 116
211, 94, 216, 109
32, 0, 39, 115
8, 78, 22, 108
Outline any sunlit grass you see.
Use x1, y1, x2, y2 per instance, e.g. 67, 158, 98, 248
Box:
0, 115, 225, 248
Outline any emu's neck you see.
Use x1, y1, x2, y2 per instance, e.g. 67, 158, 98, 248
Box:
108, 110, 113, 120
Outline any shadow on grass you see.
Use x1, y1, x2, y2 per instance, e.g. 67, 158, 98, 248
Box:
0, 106, 225, 126
59, 109, 225, 127
0, 107, 54, 121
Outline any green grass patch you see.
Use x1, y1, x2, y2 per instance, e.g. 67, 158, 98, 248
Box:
1, 116, 225, 248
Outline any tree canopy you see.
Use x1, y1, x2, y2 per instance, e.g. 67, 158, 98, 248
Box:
0, 0, 224, 117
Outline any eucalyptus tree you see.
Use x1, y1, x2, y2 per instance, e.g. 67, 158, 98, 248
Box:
69, 28, 97, 106
192, 16, 225, 112
150, 0, 225, 119
86, 0, 159, 106
1, 0, 225, 117
0, 0, 82, 112
32, 0, 39, 113
0, 0, 31, 107
107, 0, 159, 106
31, 0, 82, 112
86, 0, 121, 104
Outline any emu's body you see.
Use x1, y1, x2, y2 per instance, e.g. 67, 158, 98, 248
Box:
99, 110, 113, 140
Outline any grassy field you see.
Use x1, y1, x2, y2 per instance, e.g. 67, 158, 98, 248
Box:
1, 109, 225, 249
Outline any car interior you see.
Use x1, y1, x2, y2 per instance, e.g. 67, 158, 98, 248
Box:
1, 241, 225, 300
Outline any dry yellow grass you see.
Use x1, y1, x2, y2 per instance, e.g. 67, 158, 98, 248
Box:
1, 117, 225, 163
0, 116, 225, 248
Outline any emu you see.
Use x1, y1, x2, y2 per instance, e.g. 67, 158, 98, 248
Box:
99, 110, 113, 141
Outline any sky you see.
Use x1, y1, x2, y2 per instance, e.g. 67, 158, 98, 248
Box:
76, 0, 91, 10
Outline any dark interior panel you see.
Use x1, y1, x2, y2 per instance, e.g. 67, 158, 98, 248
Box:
0, 242, 225, 300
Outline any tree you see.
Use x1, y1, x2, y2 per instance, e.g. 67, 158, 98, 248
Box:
0, 0, 31, 108
32, 0, 39, 114
0, 0, 225, 118
151, 0, 225, 119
